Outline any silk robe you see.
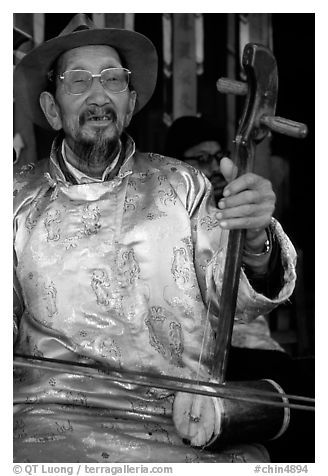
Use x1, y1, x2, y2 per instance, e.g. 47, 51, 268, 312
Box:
13, 135, 296, 463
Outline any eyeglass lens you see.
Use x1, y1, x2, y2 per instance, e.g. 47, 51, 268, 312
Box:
62, 68, 130, 94
193, 151, 227, 162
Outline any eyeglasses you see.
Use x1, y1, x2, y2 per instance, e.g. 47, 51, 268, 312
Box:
187, 151, 229, 164
58, 67, 131, 95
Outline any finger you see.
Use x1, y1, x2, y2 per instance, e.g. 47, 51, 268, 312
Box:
223, 173, 271, 198
216, 203, 265, 221
217, 215, 271, 230
218, 189, 275, 210
219, 157, 238, 183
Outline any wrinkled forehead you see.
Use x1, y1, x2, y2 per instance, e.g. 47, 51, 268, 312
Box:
57, 44, 123, 71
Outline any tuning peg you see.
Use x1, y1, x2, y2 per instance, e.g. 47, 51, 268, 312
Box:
217, 77, 308, 139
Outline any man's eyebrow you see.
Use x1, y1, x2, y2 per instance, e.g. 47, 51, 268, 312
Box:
64, 61, 122, 71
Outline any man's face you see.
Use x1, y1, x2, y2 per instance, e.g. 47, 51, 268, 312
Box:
51, 45, 136, 153
183, 140, 227, 199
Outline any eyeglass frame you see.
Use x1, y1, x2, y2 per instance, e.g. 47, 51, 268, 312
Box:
185, 150, 230, 164
53, 67, 132, 95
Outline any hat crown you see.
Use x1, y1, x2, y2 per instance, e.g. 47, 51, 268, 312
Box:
59, 13, 95, 37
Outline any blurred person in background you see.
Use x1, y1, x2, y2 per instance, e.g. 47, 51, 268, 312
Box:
165, 115, 228, 202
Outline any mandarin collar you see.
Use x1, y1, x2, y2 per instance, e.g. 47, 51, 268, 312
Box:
48, 133, 135, 185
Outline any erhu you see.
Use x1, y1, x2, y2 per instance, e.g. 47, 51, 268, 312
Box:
14, 43, 313, 448
172, 42, 310, 447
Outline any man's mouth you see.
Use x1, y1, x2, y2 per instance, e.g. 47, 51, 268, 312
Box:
88, 115, 112, 122
81, 108, 117, 126
210, 174, 227, 194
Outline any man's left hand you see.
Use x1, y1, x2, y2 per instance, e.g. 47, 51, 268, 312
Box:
216, 157, 276, 252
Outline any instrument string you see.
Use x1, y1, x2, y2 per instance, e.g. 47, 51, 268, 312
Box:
14, 354, 314, 412
195, 297, 211, 383
196, 158, 235, 383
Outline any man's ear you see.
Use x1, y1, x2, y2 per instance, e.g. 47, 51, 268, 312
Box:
124, 90, 137, 128
39, 92, 63, 131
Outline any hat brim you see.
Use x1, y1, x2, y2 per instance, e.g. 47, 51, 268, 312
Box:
14, 28, 158, 130
14, 27, 32, 50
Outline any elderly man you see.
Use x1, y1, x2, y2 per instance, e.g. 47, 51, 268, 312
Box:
13, 14, 296, 463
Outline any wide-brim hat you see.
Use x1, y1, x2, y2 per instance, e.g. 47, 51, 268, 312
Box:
14, 14, 158, 131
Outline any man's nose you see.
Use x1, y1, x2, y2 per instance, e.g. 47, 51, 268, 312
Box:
86, 77, 111, 106
208, 157, 221, 173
